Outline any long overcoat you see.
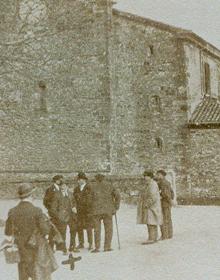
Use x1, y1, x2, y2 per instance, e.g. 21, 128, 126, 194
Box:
91, 179, 121, 216
50, 191, 75, 224
137, 179, 163, 226
5, 201, 52, 280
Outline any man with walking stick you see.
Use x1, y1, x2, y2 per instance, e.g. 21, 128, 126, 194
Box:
90, 174, 121, 253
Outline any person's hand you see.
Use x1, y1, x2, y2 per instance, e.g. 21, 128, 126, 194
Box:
72, 207, 77, 214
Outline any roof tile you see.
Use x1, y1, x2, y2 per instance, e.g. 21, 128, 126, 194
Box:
189, 97, 220, 126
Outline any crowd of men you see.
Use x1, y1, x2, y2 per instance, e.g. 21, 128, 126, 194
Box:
137, 169, 174, 245
43, 172, 121, 254
2, 169, 174, 280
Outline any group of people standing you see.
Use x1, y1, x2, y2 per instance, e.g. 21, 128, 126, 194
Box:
137, 169, 174, 244
43, 172, 121, 254
3, 169, 174, 280
3, 172, 121, 280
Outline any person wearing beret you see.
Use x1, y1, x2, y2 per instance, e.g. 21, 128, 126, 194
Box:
73, 172, 93, 250
156, 170, 174, 240
91, 174, 121, 253
5, 184, 53, 280
43, 175, 64, 250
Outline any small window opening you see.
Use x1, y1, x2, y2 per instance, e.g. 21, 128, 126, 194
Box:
38, 81, 47, 113
155, 137, 164, 151
151, 95, 162, 111
149, 45, 154, 55
204, 62, 211, 95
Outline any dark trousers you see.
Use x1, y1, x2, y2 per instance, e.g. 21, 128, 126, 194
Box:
93, 214, 113, 250
77, 215, 93, 246
18, 261, 34, 280
69, 220, 78, 249
56, 222, 67, 251
160, 206, 173, 239
48, 219, 59, 250
147, 224, 158, 241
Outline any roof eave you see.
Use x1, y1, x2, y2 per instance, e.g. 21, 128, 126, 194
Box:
113, 9, 220, 59
176, 32, 220, 60
188, 123, 220, 129
113, 9, 188, 34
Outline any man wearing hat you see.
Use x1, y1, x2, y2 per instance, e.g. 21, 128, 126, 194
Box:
50, 183, 79, 254
91, 174, 121, 253
5, 184, 51, 280
43, 175, 64, 250
137, 170, 163, 244
73, 172, 93, 250
156, 170, 174, 240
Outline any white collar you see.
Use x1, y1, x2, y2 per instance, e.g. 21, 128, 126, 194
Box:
54, 184, 60, 191
80, 182, 86, 191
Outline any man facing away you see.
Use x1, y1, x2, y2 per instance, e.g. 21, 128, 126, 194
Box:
156, 170, 174, 240
73, 172, 93, 250
5, 184, 52, 280
91, 174, 121, 253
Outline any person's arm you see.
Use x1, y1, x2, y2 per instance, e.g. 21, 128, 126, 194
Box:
36, 208, 51, 236
144, 183, 157, 208
112, 188, 121, 211
4, 210, 13, 237
71, 193, 77, 213
161, 181, 172, 202
43, 187, 54, 210
86, 185, 94, 212
49, 192, 59, 219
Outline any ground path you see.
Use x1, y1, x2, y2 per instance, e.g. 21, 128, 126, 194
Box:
0, 200, 219, 280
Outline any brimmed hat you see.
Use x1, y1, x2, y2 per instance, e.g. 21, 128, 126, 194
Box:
95, 174, 105, 181
77, 172, 88, 180
18, 184, 36, 199
143, 170, 154, 178
157, 170, 167, 177
52, 175, 63, 182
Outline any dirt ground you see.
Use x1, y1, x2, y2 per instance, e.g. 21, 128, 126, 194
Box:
0, 200, 220, 280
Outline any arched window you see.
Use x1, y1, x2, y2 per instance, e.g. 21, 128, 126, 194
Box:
203, 62, 211, 95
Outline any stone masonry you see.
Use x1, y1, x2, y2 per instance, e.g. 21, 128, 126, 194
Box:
0, 0, 112, 182
0, 1, 219, 203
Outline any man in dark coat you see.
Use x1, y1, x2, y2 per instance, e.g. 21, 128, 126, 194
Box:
73, 172, 93, 250
43, 175, 63, 250
50, 183, 78, 254
91, 174, 121, 253
156, 170, 174, 240
5, 184, 51, 280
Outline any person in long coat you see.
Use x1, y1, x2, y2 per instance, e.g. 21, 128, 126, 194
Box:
156, 170, 174, 240
73, 172, 93, 250
50, 183, 77, 254
90, 174, 121, 253
5, 184, 56, 280
43, 175, 64, 250
137, 170, 163, 244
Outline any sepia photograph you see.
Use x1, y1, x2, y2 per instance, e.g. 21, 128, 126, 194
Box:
0, 0, 220, 279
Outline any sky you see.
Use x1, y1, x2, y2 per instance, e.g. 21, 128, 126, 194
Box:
115, 0, 220, 49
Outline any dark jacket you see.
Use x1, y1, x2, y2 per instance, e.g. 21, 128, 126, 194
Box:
5, 201, 50, 264
73, 183, 93, 217
50, 191, 75, 224
91, 180, 121, 216
43, 184, 60, 216
158, 178, 174, 208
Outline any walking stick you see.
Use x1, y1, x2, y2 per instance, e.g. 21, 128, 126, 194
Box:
114, 213, 121, 250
